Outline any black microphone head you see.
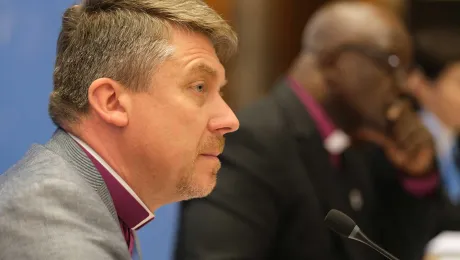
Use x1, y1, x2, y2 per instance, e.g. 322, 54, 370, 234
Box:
324, 209, 356, 237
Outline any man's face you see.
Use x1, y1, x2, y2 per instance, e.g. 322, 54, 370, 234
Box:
327, 44, 411, 133
419, 63, 460, 129
125, 28, 239, 203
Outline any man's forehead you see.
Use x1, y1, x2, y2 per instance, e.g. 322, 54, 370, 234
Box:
375, 13, 412, 64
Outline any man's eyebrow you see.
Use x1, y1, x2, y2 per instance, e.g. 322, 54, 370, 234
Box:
187, 62, 227, 88
189, 63, 217, 77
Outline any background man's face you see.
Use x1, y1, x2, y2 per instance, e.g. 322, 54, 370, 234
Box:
415, 63, 460, 129
329, 46, 410, 133
323, 13, 413, 134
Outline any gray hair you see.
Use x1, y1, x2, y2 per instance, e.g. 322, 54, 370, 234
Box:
49, 0, 238, 127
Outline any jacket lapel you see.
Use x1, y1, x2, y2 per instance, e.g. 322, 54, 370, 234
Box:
45, 129, 119, 223
272, 80, 352, 214
272, 80, 380, 259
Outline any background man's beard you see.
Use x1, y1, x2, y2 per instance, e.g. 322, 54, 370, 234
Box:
176, 162, 221, 200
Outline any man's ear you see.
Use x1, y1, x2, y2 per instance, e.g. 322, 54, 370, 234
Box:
87, 78, 130, 127
319, 55, 343, 94
318, 50, 348, 86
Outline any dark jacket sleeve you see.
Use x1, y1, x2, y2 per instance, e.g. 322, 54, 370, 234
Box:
437, 200, 460, 231
366, 146, 444, 260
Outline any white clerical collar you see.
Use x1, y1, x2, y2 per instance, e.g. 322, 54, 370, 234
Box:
324, 130, 351, 155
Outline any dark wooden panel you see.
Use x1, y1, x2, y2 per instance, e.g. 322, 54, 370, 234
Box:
266, 0, 326, 91
205, 0, 235, 22
410, 0, 460, 29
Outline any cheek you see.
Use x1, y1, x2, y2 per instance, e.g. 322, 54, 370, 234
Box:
345, 79, 394, 129
437, 89, 460, 122
444, 86, 460, 105
337, 65, 389, 109
364, 78, 394, 107
146, 101, 208, 156
129, 89, 211, 160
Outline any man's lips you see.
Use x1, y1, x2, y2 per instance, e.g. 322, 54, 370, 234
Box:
200, 152, 221, 157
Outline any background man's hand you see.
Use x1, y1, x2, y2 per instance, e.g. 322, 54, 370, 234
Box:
355, 99, 435, 176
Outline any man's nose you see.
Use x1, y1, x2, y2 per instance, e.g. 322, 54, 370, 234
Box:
208, 99, 239, 136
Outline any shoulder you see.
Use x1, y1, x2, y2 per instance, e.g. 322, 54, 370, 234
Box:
0, 145, 128, 259
1, 144, 93, 197
227, 94, 295, 161
218, 93, 308, 199
0, 143, 111, 222
236, 94, 287, 139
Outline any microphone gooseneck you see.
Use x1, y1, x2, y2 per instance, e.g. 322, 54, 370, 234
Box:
324, 209, 400, 260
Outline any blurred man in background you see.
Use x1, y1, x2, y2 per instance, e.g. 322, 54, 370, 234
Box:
410, 58, 460, 205
409, 28, 460, 132
407, 28, 460, 205
174, 2, 443, 260
406, 28, 460, 259
0, 0, 238, 259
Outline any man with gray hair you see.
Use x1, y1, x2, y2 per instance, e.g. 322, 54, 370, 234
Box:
0, 0, 239, 259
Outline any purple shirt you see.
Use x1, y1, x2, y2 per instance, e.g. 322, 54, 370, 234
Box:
69, 134, 154, 255
287, 77, 439, 197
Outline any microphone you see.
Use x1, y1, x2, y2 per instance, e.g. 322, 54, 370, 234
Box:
324, 209, 400, 260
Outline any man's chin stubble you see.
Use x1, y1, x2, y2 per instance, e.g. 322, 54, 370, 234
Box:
176, 167, 220, 200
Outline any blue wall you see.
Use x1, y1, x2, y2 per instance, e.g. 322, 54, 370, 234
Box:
0, 1, 178, 259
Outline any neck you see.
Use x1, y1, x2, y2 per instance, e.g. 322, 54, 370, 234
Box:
66, 120, 165, 212
68, 122, 129, 180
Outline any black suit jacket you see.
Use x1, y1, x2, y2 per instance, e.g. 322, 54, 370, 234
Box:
174, 80, 443, 260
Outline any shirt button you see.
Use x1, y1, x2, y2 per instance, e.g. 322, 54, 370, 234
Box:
349, 188, 363, 211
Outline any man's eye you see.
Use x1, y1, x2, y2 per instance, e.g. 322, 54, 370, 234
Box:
194, 84, 205, 93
